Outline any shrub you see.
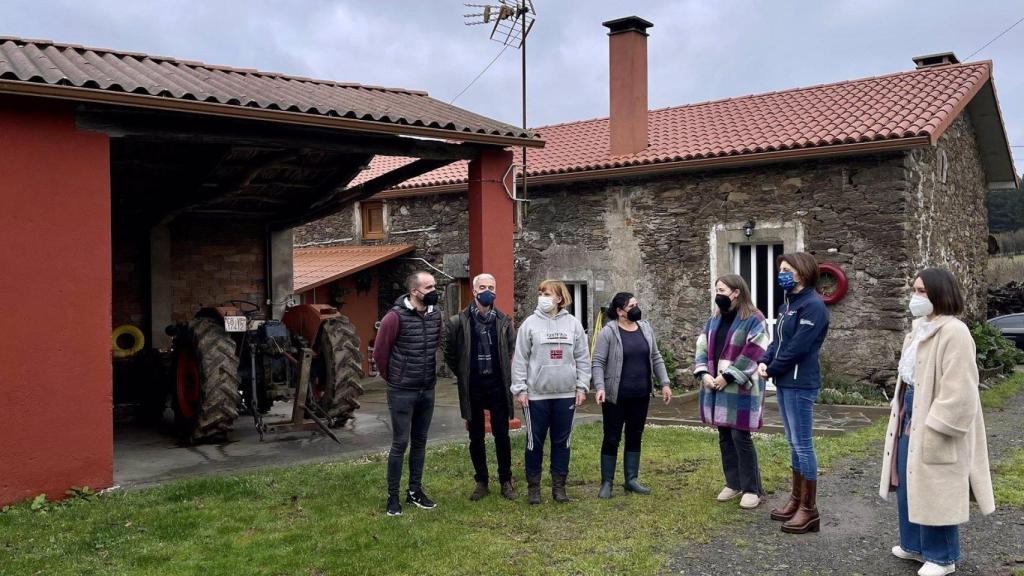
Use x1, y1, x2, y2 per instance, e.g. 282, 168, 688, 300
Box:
818, 360, 886, 405
971, 321, 1024, 375
657, 340, 680, 388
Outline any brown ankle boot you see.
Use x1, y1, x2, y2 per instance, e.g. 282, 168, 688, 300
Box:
781, 478, 820, 534
469, 481, 489, 501
551, 474, 570, 503
527, 474, 542, 505
770, 469, 803, 521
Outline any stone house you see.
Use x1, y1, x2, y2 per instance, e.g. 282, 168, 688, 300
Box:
296, 17, 1017, 388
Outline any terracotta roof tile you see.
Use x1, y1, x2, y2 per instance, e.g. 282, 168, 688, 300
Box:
360, 61, 991, 190
293, 244, 414, 293
0, 36, 536, 141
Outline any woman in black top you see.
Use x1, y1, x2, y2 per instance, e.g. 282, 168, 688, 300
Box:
592, 292, 673, 498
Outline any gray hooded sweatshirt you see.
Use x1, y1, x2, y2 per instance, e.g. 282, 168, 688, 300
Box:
511, 307, 591, 400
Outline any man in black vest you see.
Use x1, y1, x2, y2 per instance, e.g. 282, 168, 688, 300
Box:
444, 273, 517, 501
372, 271, 443, 517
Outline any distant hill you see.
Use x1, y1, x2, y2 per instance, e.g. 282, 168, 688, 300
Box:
988, 184, 1024, 233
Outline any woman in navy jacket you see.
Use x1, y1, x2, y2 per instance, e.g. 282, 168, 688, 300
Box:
758, 252, 829, 534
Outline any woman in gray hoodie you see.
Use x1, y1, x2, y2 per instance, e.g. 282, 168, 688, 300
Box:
592, 292, 673, 499
511, 279, 591, 505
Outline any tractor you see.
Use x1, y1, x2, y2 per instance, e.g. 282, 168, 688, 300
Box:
169, 299, 363, 443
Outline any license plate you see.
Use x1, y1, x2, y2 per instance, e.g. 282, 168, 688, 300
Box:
224, 316, 247, 332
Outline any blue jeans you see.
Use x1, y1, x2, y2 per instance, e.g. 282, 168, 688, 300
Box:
776, 387, 819, 480
523, 398, 575, 476
897, 385, 960, 566
386, 387, 435, 497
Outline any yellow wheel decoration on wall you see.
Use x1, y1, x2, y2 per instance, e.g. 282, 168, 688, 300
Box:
112, 324, 145, 359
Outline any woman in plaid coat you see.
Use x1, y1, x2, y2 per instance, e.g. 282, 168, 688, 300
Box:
693, 274, 770, 510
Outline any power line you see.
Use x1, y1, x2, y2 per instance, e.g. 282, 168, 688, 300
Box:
965, 16, 1024, 61
448, 44, 511, 104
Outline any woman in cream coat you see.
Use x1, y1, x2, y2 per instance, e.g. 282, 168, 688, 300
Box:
878, 268, 994, 576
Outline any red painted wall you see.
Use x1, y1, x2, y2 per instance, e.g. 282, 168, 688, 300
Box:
0, 95, 112, 505
302, 274, 379, 376
468, 148, 515, 313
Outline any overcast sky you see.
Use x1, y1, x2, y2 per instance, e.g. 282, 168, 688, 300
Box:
4, 0, 1023, 165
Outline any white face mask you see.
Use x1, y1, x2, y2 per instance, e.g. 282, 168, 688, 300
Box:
537, 296, 556, 313
909, 294, 934, 318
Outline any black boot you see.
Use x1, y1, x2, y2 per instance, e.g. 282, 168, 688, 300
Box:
598, 454, 615, 499
623, 451, 651, 495
551, 474, 570, 503
527, 474, 542, 505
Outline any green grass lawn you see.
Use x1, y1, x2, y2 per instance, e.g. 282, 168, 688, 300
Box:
1, 374, 1021, 576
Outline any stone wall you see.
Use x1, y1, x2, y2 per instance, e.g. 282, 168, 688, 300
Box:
295, 195, 471, 313
293, 205, 355, 247
904, 113, 990, 321
296, 113, 990, 386
515, 153, 913, 385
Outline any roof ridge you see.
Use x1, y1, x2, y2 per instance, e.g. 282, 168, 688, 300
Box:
0, 35, 430, 96
529, 61, 992, 133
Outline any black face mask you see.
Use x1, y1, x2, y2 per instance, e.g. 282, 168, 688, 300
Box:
626, 306, 642, 322
420, 290, 439, 307
715, 294, 733, 314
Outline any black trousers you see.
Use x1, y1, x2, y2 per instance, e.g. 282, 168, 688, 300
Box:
386, 387, 435, 497
601, 395, 650, 456
718, 426, 762, 494
467, 385, 512, 483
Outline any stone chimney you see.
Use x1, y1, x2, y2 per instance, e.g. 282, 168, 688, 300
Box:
602, 16, 653, 156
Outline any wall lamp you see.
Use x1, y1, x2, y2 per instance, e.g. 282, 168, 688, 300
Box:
742, 219, 756, 238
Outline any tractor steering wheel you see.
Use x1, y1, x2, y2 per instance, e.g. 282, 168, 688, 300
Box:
228, 299, 261, 315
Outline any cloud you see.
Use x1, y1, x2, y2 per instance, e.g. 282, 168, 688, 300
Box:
2, 0, 1021, 154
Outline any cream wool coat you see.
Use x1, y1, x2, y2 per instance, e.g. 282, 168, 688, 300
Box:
878, 315, 995, 526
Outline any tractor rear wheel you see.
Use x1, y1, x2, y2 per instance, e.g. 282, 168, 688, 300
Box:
173, 316, 240, 442
312, 317, 364, 428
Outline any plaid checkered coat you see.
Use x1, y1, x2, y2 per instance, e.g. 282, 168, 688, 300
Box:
693, 311, 770, 431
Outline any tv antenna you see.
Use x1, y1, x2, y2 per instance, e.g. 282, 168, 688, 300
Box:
464, 1, 537, 226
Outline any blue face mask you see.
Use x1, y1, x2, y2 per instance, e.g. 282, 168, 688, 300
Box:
476, 290, 496, 307
777, 271, 797, 291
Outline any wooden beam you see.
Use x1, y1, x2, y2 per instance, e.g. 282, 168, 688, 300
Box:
186, 149, 300, 211
76, 105, 488, 161
270, 158, 455, 230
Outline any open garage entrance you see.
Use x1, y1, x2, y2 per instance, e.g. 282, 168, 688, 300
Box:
0, 37, 540, 504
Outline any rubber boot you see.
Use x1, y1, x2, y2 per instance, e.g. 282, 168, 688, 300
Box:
623, 451, 651, 495
598, 454, 616, 499
770, 469, 803, 521
551, 474, 570, 503
527, 474, 542, 505
781, 478, 820, 534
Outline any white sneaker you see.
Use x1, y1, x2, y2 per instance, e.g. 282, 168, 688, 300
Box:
716, 487, 741, 502
918, 561, 955, 576
739, 493, 761, 509
891, 546, 923, 563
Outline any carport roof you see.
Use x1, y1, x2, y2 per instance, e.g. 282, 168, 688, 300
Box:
293, 244, 415, 293
0, 36, 540, 147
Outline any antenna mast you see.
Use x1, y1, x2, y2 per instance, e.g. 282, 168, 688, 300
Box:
464, 0, 536, 226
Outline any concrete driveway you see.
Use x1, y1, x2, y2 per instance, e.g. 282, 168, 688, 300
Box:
113, 377, 600, 490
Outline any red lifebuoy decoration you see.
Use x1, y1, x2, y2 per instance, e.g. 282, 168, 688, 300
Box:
816, 263, 848, 304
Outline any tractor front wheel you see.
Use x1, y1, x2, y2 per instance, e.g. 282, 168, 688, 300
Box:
311, 317, 364, 428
